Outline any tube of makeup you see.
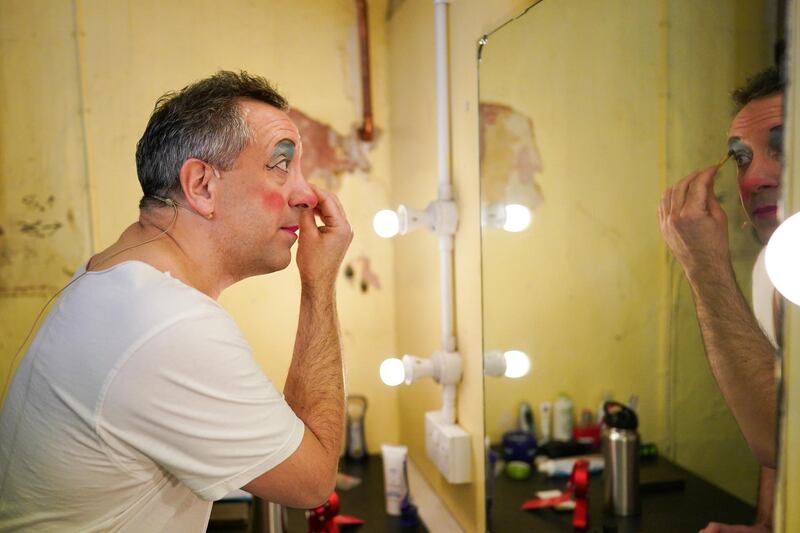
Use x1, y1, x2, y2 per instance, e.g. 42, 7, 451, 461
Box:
539, 401, 552, 444
381, 444, 408, 516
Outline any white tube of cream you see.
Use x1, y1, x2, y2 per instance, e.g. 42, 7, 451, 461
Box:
381, 444, 408, 516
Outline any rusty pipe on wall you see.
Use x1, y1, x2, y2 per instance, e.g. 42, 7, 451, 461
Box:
355, 0, 374, 141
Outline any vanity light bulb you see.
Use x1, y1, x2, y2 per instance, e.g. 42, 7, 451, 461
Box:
503, 350, 531, 378
766, 211, 800, 305
379, 357, 406, 386
503, 204, 532, 233
373, 209, 400, 239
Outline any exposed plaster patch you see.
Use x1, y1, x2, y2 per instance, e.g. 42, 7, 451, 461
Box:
288, 108, 377, 192
479, 102, 544, 209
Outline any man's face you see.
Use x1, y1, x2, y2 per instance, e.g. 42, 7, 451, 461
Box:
216, 100, 317, 275
728, 93, 783, 245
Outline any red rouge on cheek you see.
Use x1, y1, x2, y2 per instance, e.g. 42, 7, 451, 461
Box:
262, 191, 285, 211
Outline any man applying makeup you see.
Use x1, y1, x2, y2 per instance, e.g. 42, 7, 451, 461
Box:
0, 71, 352, 531
659, 67, 783, 533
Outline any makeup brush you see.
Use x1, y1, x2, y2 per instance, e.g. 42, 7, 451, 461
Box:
714, 152, 731, 180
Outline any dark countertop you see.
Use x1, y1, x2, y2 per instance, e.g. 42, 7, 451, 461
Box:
286, 455, 429, 533
488, 454, 756, 532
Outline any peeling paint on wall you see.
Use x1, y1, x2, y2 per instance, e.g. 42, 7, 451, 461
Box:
288, 108, 378, 192
479, 102, 544, 209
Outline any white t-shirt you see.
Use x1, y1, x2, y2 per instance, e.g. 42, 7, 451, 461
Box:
752, 247, 778, 348
0, 261, 304, 532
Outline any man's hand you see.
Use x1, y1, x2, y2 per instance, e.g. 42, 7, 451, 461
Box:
658, 165, 731, 277
296, 183, 353, 289
699, 522, 771, 533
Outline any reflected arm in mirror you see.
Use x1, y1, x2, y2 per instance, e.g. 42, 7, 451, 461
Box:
659, 166, 777, 469
754, 466, 775, 530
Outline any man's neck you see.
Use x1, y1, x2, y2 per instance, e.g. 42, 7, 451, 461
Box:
89, 209, 235, 299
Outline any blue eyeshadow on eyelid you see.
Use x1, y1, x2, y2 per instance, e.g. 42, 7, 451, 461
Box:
272, 141, 295, 159
769, 128, 783, 149
728, 139, 750, 155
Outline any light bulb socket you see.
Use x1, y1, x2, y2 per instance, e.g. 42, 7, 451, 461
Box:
482, 202, 506, 229
483, 350, 507, 377
396, 201, 458, 236
401, 351, 462, 385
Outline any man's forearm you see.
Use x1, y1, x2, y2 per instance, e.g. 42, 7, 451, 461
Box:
687, 265, 777, 467
284, 285, 345, 461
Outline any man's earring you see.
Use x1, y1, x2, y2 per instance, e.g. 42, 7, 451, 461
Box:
206, 212, 214, 221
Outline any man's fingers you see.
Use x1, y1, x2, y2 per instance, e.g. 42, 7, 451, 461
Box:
308, 184, 344, 225
659, 187, 673, 226
670, 171, 699, 215
684, 165, 719, 211
299, 207, 317, 233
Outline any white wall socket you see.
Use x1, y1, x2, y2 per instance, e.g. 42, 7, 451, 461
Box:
424, 410, 471, 484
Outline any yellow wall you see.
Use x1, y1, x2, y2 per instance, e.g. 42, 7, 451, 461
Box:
1, 0, 399, 458
0, 0, 94, 395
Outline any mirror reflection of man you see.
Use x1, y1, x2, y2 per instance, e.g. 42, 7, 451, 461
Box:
659, 66, 783, 533
0, 71, 353, 530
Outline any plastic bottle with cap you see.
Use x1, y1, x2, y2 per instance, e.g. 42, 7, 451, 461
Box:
553, 393, 574, 442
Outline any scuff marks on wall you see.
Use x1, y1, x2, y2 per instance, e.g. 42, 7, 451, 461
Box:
343, 255, 382, 294
13, 194, 63, 238
18, 221, 62, 239
288, 108, 378, 192
1, 192, 74, 297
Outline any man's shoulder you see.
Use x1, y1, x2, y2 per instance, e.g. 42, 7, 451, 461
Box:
78, 260, 225, 318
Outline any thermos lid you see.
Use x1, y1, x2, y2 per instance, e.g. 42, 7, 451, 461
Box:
603, 401, 638, 430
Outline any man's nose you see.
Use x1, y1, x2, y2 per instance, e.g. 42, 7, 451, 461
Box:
288, 174, 318, 210
739, 156, 781, 195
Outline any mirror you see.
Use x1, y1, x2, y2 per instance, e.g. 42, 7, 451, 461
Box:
480, 0, 784, 530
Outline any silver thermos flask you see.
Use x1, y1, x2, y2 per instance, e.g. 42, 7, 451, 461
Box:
602, 401, 640, 516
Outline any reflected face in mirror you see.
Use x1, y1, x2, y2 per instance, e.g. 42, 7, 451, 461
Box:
728, 93, 783, 244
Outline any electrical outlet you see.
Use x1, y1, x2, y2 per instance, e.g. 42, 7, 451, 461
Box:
425, 410, 471, 484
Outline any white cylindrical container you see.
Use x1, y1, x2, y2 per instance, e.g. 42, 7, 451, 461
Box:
381, 444, 408, 516
553, 394, 573, 441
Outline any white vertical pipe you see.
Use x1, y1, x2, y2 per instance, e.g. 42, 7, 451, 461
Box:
434, 0, 457, 425
435, 0, 452, 203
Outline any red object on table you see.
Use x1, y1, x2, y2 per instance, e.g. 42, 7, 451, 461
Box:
573, 424, 602, 449
308, 492, 365, 533
521, 459, 590, 530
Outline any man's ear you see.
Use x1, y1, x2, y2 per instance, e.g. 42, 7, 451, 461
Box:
179, 158, 217, 218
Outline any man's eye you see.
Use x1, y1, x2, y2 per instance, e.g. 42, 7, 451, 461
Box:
734, 154, 751, 167
268, 159, 290, 173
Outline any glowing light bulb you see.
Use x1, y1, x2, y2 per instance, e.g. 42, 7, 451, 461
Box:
503, 350, 531, 378
503, 204, 532, 232
766, 211, 800, 305
379, 357, 405, 386
373, 209, 400, 238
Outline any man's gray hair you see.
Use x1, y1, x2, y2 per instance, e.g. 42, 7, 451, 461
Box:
135, 71, 288, 208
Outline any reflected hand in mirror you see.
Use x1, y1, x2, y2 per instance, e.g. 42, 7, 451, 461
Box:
659, 68, 784, 531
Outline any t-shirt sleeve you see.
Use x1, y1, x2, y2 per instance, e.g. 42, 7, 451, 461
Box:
96, 310, 305, 501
